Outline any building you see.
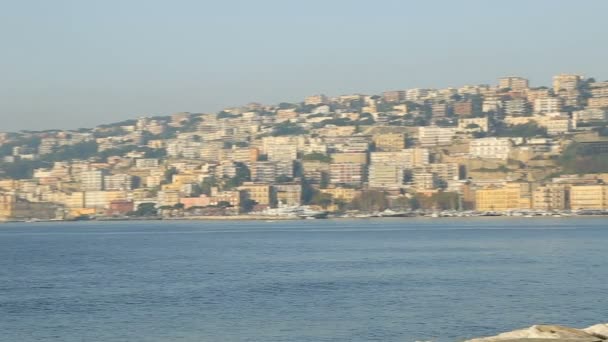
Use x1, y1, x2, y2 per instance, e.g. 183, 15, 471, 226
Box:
570, 185, 608, 210
535, 115, 573, 135
304, 94, 329, 106
533, 97, 563, 114
526, 88, 552, 103
368, 164, 404, 189
573, 109, 607, 122
499, 76, 529, 92
135, 158, 159, 169
418, 126, 457, 146
475, 183, 532, 211
267, 144, 297, 177
80, 170, 106, 191
301, 160, 330, 184
329, 163, 365, 186
382, 90, 406, 103
453, 100, 481, 117
104, 174, 134, 191
553, 74, 582, 93
239, 182, 272, 206
470, 137, 512, 160
373, 133, 406, 151
412, 169, 438, 190
532, 184, 566, 210
431, 103, 449, 118
504, 98, 530, 116
588, 97, 608, 109
273, 183, 302, 206
331, 152, 368, 164
319, 187, 360, 202
250, 161, 278, 183
107, 200, 135, 215
458, 117, 489, 132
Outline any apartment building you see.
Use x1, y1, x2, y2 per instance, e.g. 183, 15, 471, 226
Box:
475, 183, 532, 211
470, 137, 512, 160
553, 74, 582, 92
533, 97, 563, 114
418, 126, 457, 146
570, 185, 608, 210
239, 182, 273, 206
373, 133, 406, 151
329, 163, 365, 186
499, 76, 529, 92
532, 184, 567, 210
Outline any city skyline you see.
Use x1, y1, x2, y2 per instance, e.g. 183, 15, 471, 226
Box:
2, 0, 608, 131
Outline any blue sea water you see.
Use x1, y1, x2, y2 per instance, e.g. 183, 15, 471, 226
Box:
1, 218, 607, 342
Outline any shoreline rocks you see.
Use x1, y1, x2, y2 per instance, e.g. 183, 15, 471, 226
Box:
465, 323, 608, 342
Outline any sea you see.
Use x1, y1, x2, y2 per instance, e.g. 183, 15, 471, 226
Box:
1, 218, 607, 342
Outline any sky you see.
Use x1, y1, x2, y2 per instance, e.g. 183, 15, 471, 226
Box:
1, 0, 607, 131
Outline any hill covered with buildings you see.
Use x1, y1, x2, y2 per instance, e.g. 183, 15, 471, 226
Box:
2, 74, 608, 220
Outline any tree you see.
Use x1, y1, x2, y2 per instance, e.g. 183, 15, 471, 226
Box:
130, 202, 157, 216
311, 192, 333, 209
558, 142, 608, 174
200, 176, 218, 195
162, 167, 178, 184
240, 199, 257, 213
271, 122, 308, 136
495, 122, 547, 138
348, 190, 389, 212
0, 160, 49, 179
302, 152, 332, 163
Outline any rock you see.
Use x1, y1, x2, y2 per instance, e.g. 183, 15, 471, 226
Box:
584, 324, 608, 339
465, 324, 606, 341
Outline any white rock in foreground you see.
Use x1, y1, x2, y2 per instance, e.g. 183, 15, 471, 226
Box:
465, 324, 606, 341
584, 324, 608, 339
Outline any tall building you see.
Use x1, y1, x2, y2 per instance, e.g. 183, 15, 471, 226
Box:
504, 98, 531, 116
499, 76, 530, 92
454, 100, 482, 116
382, 90, 406, 103
267, 144, 297, 177
553, 74, 582, 93
80, 170, 106, 191
239, 182, 273, 206
329, 163, 365, 186
104, 174, 134, 191
532, 184, 566, 210
533, 97, 563, 114
273, 183, 302, 206
250, 161, 278, 183
304, 94, 329, 106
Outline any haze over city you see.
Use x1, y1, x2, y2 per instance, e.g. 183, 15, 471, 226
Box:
2, 0, 608, 131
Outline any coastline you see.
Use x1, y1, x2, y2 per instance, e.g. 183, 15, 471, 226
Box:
2, 213, 608, 224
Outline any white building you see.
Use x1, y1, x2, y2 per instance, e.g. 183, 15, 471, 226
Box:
418, 126, 457, 146
470, 137, 513, 160
533, 97, 562, 114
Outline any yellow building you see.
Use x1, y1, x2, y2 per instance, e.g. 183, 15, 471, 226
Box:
475, 183, 531, 211
239, 182, 272, 206
570, 185, 608, 210
532, 184, 566, 210
172, 173, 200, 186
319, 187, 360, 202
331, 152, 368, 164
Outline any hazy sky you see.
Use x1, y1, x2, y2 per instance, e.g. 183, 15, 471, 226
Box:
1, 0, 607, 131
